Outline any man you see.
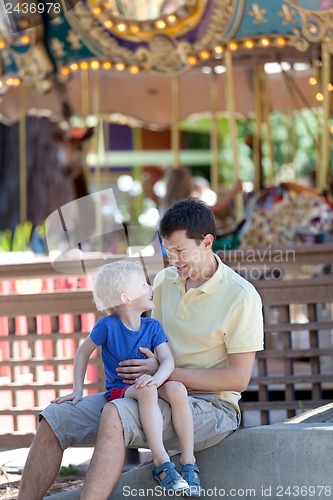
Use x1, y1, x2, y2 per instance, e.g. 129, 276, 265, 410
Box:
18, 198, 263, 500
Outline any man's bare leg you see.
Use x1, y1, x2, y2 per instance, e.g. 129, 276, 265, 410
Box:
18, 417, 63, 500
80, 403, 125, 500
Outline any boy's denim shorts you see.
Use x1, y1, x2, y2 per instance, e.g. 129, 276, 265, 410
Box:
41, 392, 240, 451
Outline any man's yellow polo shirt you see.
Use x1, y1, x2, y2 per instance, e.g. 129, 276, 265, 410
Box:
152, 254, 264, 412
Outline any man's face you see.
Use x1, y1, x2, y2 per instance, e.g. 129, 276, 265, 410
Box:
162, 230, 210, 280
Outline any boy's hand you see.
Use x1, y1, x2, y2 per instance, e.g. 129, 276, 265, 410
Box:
116, 348, 159, 384
134, 374, 158, 388
51, 391, 82, 405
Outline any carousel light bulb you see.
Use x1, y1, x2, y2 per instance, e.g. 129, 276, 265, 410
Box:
80, 61, 89, 70
316, 92, 324, 101
70, 63, 79, 71
117, 23, 127, 32
90, 61, 100, 70
6, 78, 13, 86
20, 36, 31, 45
214, 45, 224, 55
104, 20, 113, 28
93, 7, 101, 15
130, 24, 140, 33
229, 42, 238, 51
155, 19, 166, 29
200, 50, 210, 59
12, 78, 20, 86
277, 37, 286, 46
102, 61, 112, 70
167, 14, 177, 23
309, 77, 317, 85
244, 40, 254, 49
330, 125, 333, 134
61, 67, 70, 76
20, 20, 29, 29
188, 56, 197, 65
129, 65, 139, 74
115, 62, 125, 71
328, 83, 333, 92
0, 41, 5, 49
260, 38, 270, 46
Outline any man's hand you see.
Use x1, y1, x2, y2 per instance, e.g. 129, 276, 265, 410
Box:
116, 347, 159, 384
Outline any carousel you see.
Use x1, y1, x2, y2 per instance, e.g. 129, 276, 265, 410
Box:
0, 0, 333, 251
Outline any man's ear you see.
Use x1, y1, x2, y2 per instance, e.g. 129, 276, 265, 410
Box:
203, 233, 214, 249
120, 293, 130, 305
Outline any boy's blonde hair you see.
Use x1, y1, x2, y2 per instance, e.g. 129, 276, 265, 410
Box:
93, 260, 143, 312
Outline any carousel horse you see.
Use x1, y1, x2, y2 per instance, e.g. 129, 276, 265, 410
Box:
237, 182, 333, 278
53, 126, 94, 200
239, 183, 333, 249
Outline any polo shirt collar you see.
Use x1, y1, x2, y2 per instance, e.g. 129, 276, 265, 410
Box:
173, 253, 224, 294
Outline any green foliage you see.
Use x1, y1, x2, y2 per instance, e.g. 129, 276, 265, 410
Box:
0, 220, 43, 252
11, 221, 33, 252
181, 109, 324, 186
59, 464, 81, 476
0, 229, 12, 252
0, 461, 12, 489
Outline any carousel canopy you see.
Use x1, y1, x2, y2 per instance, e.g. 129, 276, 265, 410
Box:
0, 0, 332, 125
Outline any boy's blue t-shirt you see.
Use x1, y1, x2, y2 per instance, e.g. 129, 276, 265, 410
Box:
89, 316, 168, 396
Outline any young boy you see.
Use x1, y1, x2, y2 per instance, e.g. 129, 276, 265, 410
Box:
51, 260, 202, 495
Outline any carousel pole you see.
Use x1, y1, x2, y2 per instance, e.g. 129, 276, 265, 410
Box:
262, 69, 274, 185
210, 70, 219, 193
171, 74, 180, 168
224, 49, 243, 222
254, 62, 264, 191
80, 66, 90, 196
132, 126, 144, 220
19, 85, 27, 223
92, 68, 104, 250
81, 66, 89, 123
318, 42, 331, 191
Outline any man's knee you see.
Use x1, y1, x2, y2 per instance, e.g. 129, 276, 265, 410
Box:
36, 416, 59, 443
101, 402, 124, 432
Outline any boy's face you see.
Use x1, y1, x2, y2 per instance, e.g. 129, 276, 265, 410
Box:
124, 271, 154, 312
162, 229, 213, 280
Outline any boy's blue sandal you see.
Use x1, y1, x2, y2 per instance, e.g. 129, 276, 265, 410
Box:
152, 461, 189, 493
179, 464, 203, 497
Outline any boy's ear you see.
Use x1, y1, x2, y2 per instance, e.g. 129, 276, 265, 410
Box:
120, 292, 131, 305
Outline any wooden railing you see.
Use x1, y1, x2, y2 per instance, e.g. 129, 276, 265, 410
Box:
0, 245, 332, 446
240, 275, 333, 427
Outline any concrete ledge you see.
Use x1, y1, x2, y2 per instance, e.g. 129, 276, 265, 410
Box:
47, 423, 333, 500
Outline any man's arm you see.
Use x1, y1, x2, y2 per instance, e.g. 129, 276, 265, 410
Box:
117, 350, 256, 392
168, 352, 256, 393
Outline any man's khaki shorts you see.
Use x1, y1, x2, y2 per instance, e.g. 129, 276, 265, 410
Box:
41, 392, 240, 452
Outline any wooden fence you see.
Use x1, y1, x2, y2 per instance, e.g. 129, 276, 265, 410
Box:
0, 245, 332, 447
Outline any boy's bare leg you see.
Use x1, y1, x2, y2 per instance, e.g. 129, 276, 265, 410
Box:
80, 403, 126, 500
158, 382, 195, 465
125, 385, 169, 466
18, 417, 63, 500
